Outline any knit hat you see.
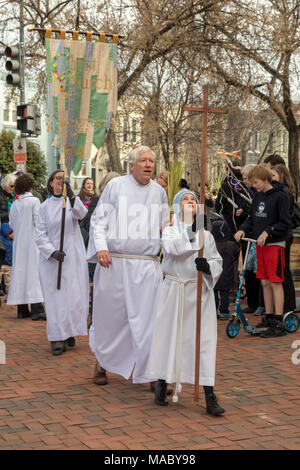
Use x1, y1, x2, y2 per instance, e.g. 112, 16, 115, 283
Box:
172, 189, 200, 230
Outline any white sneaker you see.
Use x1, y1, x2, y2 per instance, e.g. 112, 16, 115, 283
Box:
254, 306, 265, 316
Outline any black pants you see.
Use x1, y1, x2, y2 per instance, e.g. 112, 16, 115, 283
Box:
244, 271, 261, 310
214, 289, 229, 314
241, 240, 261, 310
18, 303, 45, 315
283, 236, 296, 312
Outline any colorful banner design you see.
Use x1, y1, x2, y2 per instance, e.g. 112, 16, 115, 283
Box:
46, 37, 118, 176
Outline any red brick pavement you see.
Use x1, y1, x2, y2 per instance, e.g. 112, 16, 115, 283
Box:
0, 300, 300, 450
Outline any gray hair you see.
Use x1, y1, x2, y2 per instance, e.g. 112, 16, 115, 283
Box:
1, 173, 17, 190
128, 146, 155, 163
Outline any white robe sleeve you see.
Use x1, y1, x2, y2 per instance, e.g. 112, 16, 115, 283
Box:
162, 224, 200, 258
68, 197, 88, 220
8, 202, 16, 230
92, 183, 115, 253
35, 204, 57, 260
203, 231, 223, 290
32, 198, 41, 227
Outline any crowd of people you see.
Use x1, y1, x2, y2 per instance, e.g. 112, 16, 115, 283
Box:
0, 147, 298, 416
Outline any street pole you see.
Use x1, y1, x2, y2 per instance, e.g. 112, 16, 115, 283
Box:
19, 0, 25, 105
18, 0, 26, 172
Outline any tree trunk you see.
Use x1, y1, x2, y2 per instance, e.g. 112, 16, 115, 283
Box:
288, 125, 300, 200
105, 128, 123, 174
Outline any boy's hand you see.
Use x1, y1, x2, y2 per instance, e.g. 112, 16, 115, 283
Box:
195, 257, 211, 275
234, 230, 245, 242
257, 231, 268, 247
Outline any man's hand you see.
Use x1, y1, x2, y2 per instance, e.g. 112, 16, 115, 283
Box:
51, 250, 66, 262
257, 231, 269, 247
234, 230, 245, 242
97, 250, 112, 268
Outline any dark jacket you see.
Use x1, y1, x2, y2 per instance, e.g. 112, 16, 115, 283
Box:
240, 181, 290, 243
0, 186, 15, 223
80, 196, 99, 248
214, 169, 249, 238
0, 223, 12, 266
282, 183, 294, 219
212, 220, 240, 291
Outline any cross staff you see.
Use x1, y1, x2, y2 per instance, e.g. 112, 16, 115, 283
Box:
184, 85, 228, 402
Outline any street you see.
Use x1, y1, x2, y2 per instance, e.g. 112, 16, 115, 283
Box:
0, 299, 300, 451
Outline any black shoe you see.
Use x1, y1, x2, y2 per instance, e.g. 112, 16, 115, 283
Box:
150, 381, 173, 395
66, 337, 76, 347
51, 341, 67, 356
243, 306, 255, 313
256, 315, 272, 329
155, 379, 168, 406
260, 319, 287, 338
31, 312, 47, 321
17, 311, 31, 319
205, 393, 225, 416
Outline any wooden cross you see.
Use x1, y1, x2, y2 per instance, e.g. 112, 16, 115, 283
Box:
184, 85, 228, 402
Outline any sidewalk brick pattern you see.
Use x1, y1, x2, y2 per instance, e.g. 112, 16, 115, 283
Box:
0, 301, 300, 450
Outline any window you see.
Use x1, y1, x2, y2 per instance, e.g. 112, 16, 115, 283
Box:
12, 109, 17, 122
283, 132, 287, 153
132, 119, 137, 142
255, 131, 260, 152
3, 108, 9, 122
123, 119, 129, 143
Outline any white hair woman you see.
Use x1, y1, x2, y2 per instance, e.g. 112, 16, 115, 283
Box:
0, 173, 17, 223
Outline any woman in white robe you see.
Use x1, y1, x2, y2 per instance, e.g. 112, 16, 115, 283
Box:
7, 174, 46, 320
146, 188, 225, 415
35, 170, 89, 356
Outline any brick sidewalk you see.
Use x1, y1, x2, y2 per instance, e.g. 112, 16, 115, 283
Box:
0, 301, 300, 450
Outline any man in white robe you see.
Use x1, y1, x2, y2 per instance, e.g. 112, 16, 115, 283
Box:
146, 189, 225, 415
87, 145, 169, 384
35, 170, 89, 355
7, 174, 45, 320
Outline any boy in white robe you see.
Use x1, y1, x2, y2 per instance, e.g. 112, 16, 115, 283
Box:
146, 189, 225, 415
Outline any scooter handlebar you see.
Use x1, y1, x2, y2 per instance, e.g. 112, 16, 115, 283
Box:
241, 237, 256, 243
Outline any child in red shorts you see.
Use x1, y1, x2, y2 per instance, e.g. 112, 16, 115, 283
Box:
235, 165, 291, 338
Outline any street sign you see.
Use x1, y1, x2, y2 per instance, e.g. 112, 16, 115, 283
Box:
16, 162, 26, 173
13, 137, 27, 162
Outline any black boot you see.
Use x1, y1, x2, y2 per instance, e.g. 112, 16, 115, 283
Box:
66, 337, 76, 347
17, 304, 31, 319
204, 386, 225, 416
155, 379, 168, 406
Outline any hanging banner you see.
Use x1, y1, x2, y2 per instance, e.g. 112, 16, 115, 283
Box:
45, 36, 118, 176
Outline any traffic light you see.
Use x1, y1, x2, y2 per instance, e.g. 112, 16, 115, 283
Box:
4, 44, 21, 87
34, 106, 41, 136
17, 104, 37, 135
